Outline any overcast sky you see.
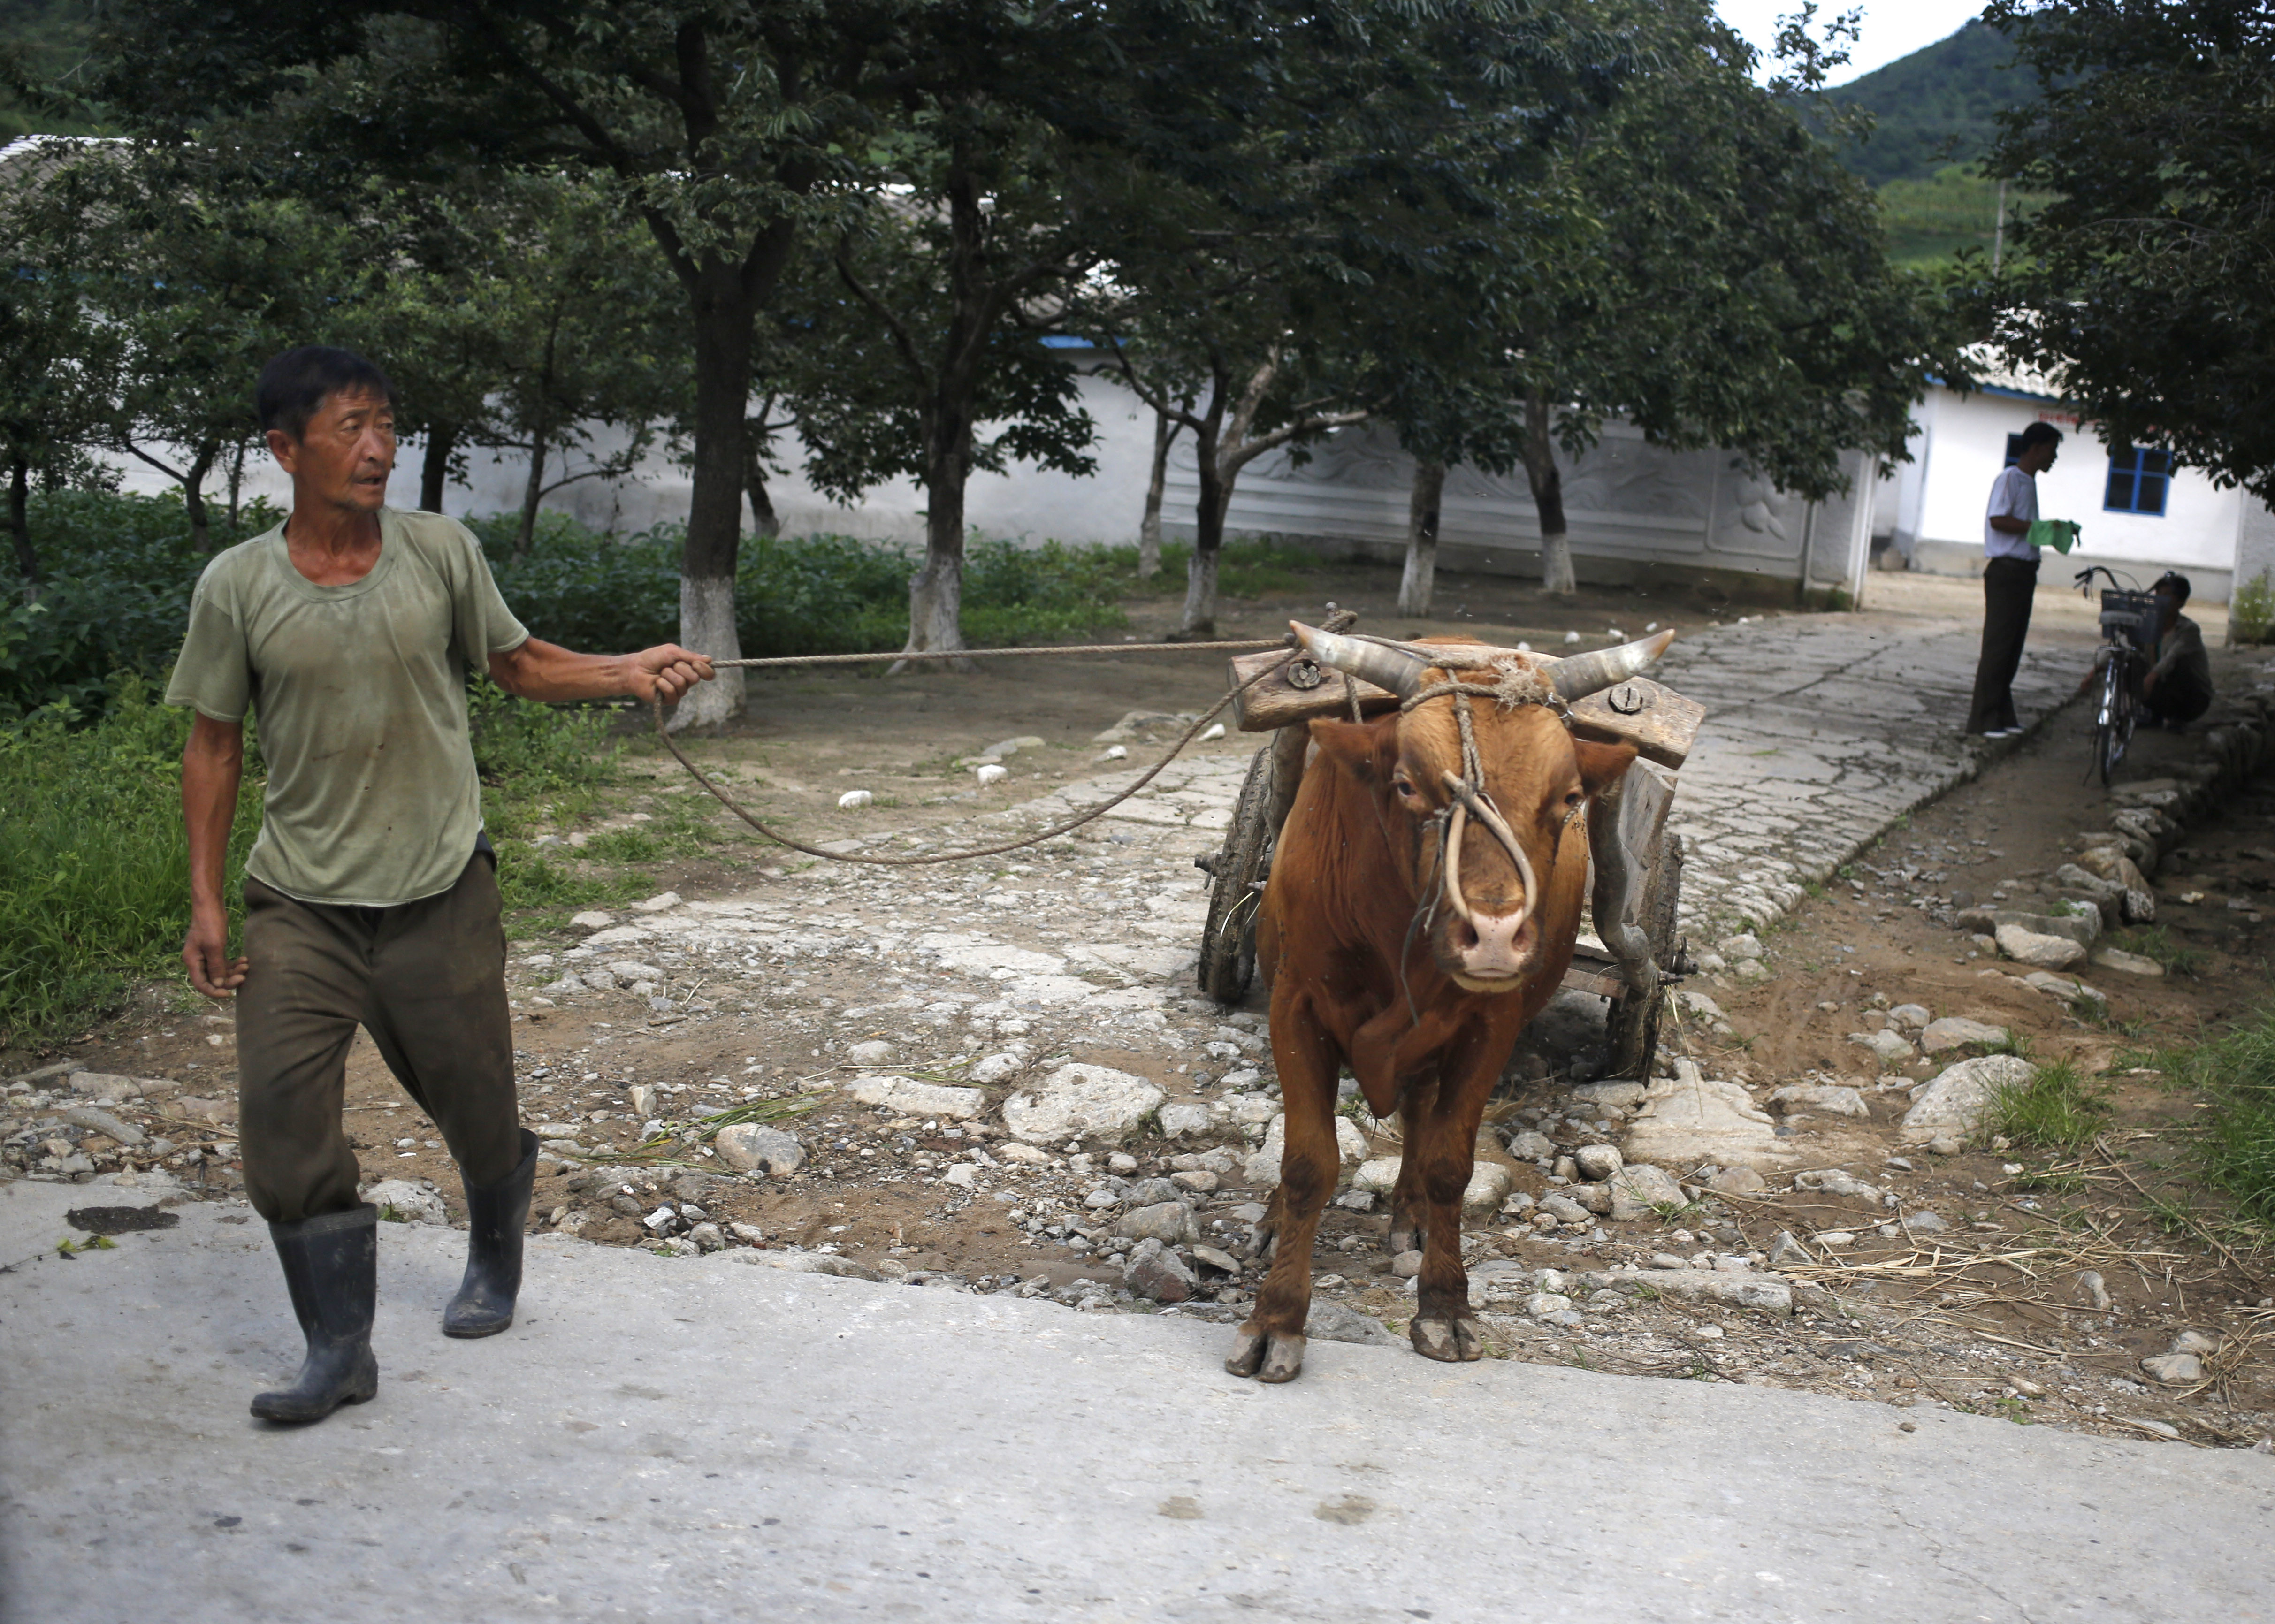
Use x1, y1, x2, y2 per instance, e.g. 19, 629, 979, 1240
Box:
1714, 0, 1987, 84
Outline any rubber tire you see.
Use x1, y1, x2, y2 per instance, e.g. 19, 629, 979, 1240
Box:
1198, 744, 1276, 1004
2097, 653, 2134, 788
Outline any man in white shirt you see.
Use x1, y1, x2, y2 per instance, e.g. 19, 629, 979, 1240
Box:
1966, 421, 2062, 737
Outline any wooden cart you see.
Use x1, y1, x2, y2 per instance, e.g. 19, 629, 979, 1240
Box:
1193, 628, 1702, 1081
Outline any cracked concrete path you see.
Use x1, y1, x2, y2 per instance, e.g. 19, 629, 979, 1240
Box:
3, 1178, 2269, 1623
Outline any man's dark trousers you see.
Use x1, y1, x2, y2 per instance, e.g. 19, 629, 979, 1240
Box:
1967, 555, 2039, 733
235, 853, 521, 1225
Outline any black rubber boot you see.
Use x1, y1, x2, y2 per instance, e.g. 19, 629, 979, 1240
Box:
252, 1204, 380, 1425
443, 1128, 538, 1338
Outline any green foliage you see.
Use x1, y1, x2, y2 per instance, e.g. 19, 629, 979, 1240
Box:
0, 489, 283, 718
474, 516, 1130, 660
2151, 1006, 2275, 1230
1877, 165, 2050, 271
1984, 0, 2275, 505
0, 672, 262, 1046
2230, 571, 2275, 646
2108, 925, 2203, 978
1982, 1059, 2107, 1151
1824, 21, 2030, 187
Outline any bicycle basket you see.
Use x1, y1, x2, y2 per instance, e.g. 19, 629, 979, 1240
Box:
2100, 588, 2159, 648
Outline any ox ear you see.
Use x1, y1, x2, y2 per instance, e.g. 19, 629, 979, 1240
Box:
1573, 737, 1638, 798
1308, 716, 1394, 782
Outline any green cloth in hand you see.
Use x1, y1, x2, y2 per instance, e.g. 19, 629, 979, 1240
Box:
2026, 519, 2081, 553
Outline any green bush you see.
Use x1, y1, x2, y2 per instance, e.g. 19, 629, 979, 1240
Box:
0, 673, 264, 1046
2156, 1007, 2275, 1230
472, 514, 1131, 659
0, 490, 285, 718
2232, 570, 2274, 646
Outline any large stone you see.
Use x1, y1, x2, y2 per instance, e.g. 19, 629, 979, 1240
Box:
1960, 908, 2097, 948
1607, 1163, 1687, 1221
1901, 1055, 2037, 1143
1994, 923, 2086, 970
1573, 1144, 1624, 1181
1766, 1084, 1869, 1119
1122, 1238, 1194, 1304
66, 1072, 143, 1100
1463, 1162, 1514, 1220
1919, 1017, 2010, 1055
365, 1179, 447, 1226
1305, 1299, 1399, 1346
1114, 1201, 1200, 1245
1888, 1004, 1932, 1032
1002, 1064, 1166, 1144
712, 1124, 805, 1176
1157, 1102, 1213, 1138
1849, 1029, 1914, 1066
1626, 1268, 1792, 1316
850, 1076, 985, 1121
1353, 1157, 1402, 1195
1504, 1129, 1556, 1161
1568, 1082, 1649, 1111
1623, 1060, 1792, 1171
1243, 1113, 1368, 1187
2092, 945, 2165, 977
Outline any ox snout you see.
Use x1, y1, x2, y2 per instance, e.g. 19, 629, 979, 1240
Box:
1446, 907, 1535, 984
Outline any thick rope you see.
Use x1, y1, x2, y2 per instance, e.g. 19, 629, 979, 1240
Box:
705, 638, 1282, 670
651, 645, 1302, 866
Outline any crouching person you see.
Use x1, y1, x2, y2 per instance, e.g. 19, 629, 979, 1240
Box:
169, 346, 711, 1424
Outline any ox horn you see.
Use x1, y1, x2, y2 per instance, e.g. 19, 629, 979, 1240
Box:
1289, 621, 1429, 701
1544, 628, 1675, 701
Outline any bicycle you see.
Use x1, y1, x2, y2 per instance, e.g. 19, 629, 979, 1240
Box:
2075, 564, 2156, 787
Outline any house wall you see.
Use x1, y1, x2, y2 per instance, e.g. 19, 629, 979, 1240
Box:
93, 365, 1870, 605
1904, 387, 2243, 600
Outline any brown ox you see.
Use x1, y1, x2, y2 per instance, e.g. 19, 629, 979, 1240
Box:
1227, 622, 1674, 1383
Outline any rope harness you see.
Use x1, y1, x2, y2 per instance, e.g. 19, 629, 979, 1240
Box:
1390, 656, 1589, 1022
649, 638, 1299, 867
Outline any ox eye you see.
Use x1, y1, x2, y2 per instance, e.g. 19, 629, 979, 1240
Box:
1564, 790, 1584, 808
1391, 773, 1420, 800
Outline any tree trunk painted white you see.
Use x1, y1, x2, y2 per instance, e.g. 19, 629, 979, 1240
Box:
1398, 458, 1445, 617
668, 572, 745, 731
1177, 540, 1220, 639
1523, 393, 1575, 597
1139, 409, 1176, 581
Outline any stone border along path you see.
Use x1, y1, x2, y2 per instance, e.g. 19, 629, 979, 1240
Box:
6, 1175, 2272, 1624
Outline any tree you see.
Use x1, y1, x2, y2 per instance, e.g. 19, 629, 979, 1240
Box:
86, 0, 897, 727
1086, 0, 1631, 634
1982, 0, 2275, 502
1384, 0, 1957, 598
0, 138, 124, 589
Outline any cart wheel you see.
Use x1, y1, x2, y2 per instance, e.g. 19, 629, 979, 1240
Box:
1603, 833, 1683, 1079
1197, 744, 1276, 1004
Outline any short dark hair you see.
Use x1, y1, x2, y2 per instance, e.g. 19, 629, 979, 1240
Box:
256, 346, 395, 440
2017, 421, 2062, 452
2154, 571, 2192, 605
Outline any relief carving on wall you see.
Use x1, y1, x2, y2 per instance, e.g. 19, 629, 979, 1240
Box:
1707, 463, 1805, 558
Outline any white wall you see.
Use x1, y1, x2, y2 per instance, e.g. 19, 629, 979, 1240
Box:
1906, 387, 2242, 595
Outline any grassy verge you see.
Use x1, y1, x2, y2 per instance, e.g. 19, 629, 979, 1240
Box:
2155, 1008, 2275, 1230
0, 675, 263, 1047
2106, 925, 2204, 977
1982, 1059, 2108, 1152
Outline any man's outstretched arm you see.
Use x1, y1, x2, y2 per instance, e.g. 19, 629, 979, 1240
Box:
487, 639, 715, 705
182, 712, 250, 999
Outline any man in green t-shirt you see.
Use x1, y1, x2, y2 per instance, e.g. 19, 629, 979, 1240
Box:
168, 346, 713, 1425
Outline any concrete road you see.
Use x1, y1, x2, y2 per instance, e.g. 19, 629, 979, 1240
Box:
3, 1179, 2270, 1623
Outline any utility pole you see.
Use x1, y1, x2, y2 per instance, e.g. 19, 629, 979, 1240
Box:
1993, 179, 2008, 273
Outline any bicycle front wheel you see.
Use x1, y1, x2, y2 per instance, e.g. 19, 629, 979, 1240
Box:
2096, 652, 2133, 786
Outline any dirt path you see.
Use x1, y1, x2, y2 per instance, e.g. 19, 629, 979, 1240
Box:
10, 564, 2275, 1451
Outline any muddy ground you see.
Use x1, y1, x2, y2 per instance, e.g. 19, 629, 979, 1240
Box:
11, 564, 2275, 1451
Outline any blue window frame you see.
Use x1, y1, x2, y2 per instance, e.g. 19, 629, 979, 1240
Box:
2004, 432, 2028, 468
2104, 446, 2171, 515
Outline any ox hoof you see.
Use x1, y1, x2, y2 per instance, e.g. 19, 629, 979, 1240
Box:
1224, 1324, 1307, 1383
1409, 1315, 1484, 1363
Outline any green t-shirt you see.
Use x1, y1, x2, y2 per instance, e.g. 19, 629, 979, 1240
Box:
165, 508, 530, 907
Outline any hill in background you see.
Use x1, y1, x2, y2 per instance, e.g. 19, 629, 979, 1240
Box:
1827, 18, 2031, 187
0, 0, 98, 141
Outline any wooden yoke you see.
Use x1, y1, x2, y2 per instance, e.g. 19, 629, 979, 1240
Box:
1229, 650, 1705, 771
